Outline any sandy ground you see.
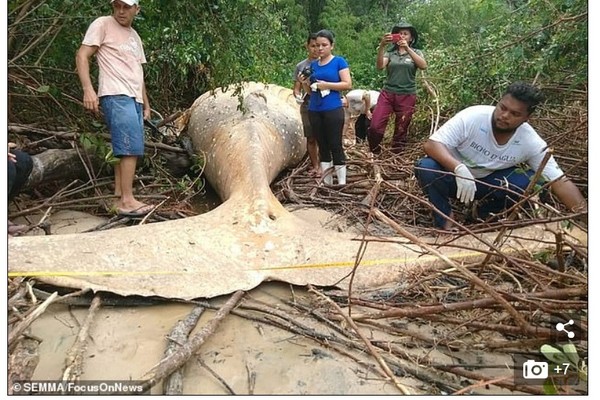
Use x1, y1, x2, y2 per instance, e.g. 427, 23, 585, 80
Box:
22, 209, 410, 394
29, 284, 412, 395
16, 208, 532, 395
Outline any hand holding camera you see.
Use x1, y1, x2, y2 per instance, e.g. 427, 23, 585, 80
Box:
300, 65, 312, 80
310, 82, 330, 97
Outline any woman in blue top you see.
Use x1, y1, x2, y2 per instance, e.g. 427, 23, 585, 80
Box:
303, 30, 352, 185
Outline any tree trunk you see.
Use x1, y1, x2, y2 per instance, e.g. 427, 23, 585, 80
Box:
24, 148, 104, 189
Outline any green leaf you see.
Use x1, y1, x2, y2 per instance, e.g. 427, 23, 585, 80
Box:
540, 344, 570, 364
543, 378, 558, 394
80, 134, 95, 151
104, 149, 119, 166
561, 343, 579, 365
36, 85, 50, 93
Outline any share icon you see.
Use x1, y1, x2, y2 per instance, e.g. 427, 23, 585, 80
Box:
555, 319, 575, 339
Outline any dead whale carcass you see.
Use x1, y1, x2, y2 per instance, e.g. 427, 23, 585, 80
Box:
7, 83, 577, 300
186, 82, 306, 230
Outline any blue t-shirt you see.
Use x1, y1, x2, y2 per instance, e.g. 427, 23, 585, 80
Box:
308, 56, 349, 112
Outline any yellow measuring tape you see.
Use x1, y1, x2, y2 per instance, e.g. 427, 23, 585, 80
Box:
8, 249, 483, 278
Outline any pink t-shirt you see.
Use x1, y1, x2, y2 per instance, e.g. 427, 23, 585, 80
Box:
82, 16, 146, 103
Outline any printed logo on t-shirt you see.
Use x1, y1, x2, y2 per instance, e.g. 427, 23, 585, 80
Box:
119, 36, 142, 59
401, 55, 413, 64
469, 140, 517, 163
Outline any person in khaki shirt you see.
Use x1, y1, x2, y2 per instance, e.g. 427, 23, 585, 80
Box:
76, 0, 153, 217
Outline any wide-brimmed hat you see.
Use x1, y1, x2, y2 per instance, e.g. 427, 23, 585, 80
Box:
391, 22, 418, 46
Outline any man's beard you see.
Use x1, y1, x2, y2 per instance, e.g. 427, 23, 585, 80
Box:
491, 115, 517, 134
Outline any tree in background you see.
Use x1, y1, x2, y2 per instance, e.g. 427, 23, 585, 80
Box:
7, 0, 587, 137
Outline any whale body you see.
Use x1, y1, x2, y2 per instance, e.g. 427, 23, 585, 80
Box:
7, 83, 568, 299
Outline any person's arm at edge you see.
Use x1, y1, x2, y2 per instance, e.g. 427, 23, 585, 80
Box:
549, 178, 587, 212
293, 79, 303, 98
363, 92, 371, 113
75, 44, 99, 114
376, 40, 390, 70
317, 68, 352, 92
423, 139, 462, 172
142, 79, 151, 120
363, 92, 373, 119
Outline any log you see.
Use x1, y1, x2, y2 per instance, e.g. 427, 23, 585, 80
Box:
9, 123, 193, 180
25, 148, 103, 189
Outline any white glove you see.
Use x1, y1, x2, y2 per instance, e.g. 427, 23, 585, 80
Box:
454, 163, 476, 204
310, 82, 330, 97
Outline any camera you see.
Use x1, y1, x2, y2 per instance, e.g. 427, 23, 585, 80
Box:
522, 360, 548, 379
391, 33, 401, 42
299, 65, 312, 80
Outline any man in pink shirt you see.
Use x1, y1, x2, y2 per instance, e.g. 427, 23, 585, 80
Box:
76, 0, 153, 217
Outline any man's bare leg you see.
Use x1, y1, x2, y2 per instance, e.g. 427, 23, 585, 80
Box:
114, 162, 122, 197
307, 137, 320, 174
115, 156, 150, 212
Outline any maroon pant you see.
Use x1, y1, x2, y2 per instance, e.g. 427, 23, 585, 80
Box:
367, 90, 416, 154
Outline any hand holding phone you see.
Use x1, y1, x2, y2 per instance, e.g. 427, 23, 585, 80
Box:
390, 33, 401, 42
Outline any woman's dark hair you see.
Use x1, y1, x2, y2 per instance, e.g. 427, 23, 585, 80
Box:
315, 29, 335, 44
504, 81, 545, 114
306, 32, 317, 44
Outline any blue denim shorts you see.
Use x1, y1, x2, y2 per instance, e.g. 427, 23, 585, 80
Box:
100, 95, 144, 157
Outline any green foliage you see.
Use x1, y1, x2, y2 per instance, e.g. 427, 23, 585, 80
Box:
540, 343, 587, 394
7, 0, 588, 137
79, 132, 117, 165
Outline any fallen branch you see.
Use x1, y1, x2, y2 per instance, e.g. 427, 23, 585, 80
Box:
348, 286, 587, 321
163, 306, 205, 395
8, 123, 188, 154
8, 291, 58, 349
137, 291, 245, 394
309, 285, 414, 395
372, 208, 531, 332
61, 294, 102, 384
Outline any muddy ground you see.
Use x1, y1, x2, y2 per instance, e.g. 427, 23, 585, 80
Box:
10, 208, 588, 395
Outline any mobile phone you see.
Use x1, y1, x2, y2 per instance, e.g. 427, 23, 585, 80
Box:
390, 33, 401, 42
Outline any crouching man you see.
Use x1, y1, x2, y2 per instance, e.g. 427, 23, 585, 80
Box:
414, 81, 586, 230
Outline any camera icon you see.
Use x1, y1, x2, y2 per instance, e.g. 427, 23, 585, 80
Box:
522, 360, 549, 379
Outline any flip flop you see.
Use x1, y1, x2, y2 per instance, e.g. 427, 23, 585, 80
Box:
117, 204, 154, 218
